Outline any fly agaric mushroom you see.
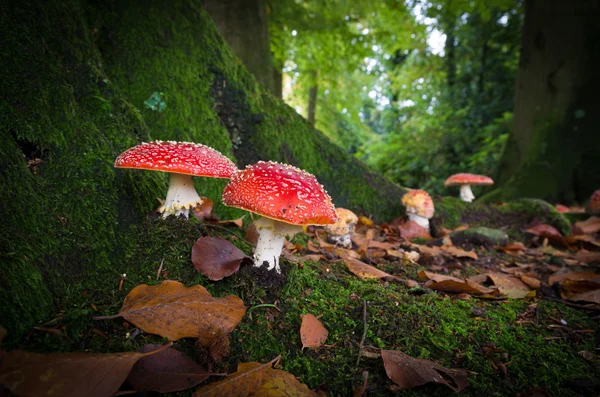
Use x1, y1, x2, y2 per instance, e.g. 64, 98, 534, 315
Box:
444, 173, 494, 202
325, 208, 358, 248
115, 140, 237, 218
401, 189, 435, 232
586, 189, 600, 214
222, 161, 336, 273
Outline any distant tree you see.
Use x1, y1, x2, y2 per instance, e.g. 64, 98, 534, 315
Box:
490, 0, 600, 203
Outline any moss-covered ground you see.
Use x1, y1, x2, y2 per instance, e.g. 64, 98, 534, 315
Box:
9, 216, 599, 396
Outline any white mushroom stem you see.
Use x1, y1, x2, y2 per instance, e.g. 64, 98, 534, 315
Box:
159, 173, 203, 218
459, 184, 476, 203
253, 217, 302, 273
407, 213, 430, 233
328, 233, 352, 249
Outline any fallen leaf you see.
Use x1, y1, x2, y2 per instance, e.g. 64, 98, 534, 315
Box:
126, 344, 216, 393
443, 246, 478, 260
498, 242, 526, 255
567, 289, 600, 304
193, 356, 279, 397
484, 273, 531, 299
192, 237, 249, 280
191, 197, 215, 221
573, 251, 600, 264
343, 258, 416, 287
368, 240, 401, 250
418, 271, 500, 297
411, 244, 446, 257
548, 271, 600, 286
358, 216, 374, 227
520, 275, 541, 290
300, 314, 328, 349
525, 224, 562, 237
397, 220, 432, 240
381, 349, 468, 392
94, 280, 246, 341
216, 217, 245, 228
252, 368, 317, 396
574, 216, 600, 234
0, 345, 168, 397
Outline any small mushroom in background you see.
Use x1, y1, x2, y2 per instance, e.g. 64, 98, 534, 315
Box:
222, 161, 336, 273
555, 204, 569, 213
325, 208, 358, 248
444, 173, 494, 202
401, 189, 434, 232
115, 140, 238, 218
586, 189, 600, 215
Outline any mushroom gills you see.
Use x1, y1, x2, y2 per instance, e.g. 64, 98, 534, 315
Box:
158, 173, 203, 218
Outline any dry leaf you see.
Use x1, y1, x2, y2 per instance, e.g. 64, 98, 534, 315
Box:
381, 350, 468, 392
418, 271, 499, 297
251, 369, 317, 396
94, 280, 246, 341
520, 275, 541, 290
217, 217, 245, 228
300, 314, 328, 349
0, 345, 168, 397
525, 224, 562, 237
397, 220, 432, 240
192, 197, 215, 221
368, 240, 401, 250
443, 246, 478, 260
484, 273, 531, 299
498, 242, 526, 255
574, 216, 600, 234
344, 258, 416, 286
548, 271, 600, 286
192, 237, 249, 280
574, 251, 600, 264
567, 289, 600, 304
358, 216, 374, 227
193, 357, 279, 397
126, 344, 215, 393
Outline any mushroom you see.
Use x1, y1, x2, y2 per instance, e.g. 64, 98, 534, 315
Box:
444, 173, 494, 202
586, 189, 600, 214
115, 140, 237, 218
325, 208, 358, 248
555, 204, 569, 213
222, 161, 336, 273
401, 189, 435, 232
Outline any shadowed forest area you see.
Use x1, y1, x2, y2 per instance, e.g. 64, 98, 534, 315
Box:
1, 0, 599, 396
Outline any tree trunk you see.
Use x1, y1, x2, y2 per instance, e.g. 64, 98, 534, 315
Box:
307, 71, 318, 125
488, 0, 600, 204
203, 0, 275, 94
0, 0, 405, 340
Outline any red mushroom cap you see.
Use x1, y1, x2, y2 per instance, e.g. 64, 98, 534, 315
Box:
555, 204, 569, 213
222, 161, 336, 225
444, 173, 494, 187
115, 140, 237, 178
587, 189, 600, 214
401, 189, 435, 219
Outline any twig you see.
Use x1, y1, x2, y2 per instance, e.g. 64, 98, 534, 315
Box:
356, 299, 368, 366
156, 257, 164, 280
200, 223, 255, 246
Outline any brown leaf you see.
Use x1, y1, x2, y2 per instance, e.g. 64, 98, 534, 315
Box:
574, 216, 600, 234
567, 289, 600, 304
251, 369, 317, 396
191, 197, 214, 221
368, 240, 401, 250
0, 345, 168, 397
411, 244, 446, 257
520, 275, 541, 290
443, 246, 478, 260
548, 271, 600, 286
498, 242, 526, 255
358, 216, 374, 227
216, 217, 245, 228
345, 258, 392, 280
484, 273, 531, 299
95, 280, 246, 341
381, 350, 468, 392
126, 344, 215, 393
574, 251, 600, 264
397, 220, 432, 240
525, 224, 562, 237
300, 314, 328, 349
193, 356, 279, 397
192, 237, 249, 281
418, 271, 499, 296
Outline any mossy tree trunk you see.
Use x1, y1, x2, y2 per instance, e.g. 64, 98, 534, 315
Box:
489, 0, 600, 204
0, 0, 405, 340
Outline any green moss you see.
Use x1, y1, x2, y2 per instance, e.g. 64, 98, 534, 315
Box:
432, 196, 571, 239
451, 227, 509, 247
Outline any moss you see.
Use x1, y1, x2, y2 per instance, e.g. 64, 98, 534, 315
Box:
451, 227, 509, 247
432, 196, 571, 239
94, 0, 406, 222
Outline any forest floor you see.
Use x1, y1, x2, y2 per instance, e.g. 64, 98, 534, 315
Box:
2, 205, 600, 397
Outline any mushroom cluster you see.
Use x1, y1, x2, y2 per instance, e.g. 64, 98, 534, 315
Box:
115, 141, 238, 218
222, 161, 336, 273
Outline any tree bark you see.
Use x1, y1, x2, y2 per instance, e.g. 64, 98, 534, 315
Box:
203, 0, 275, 94
307, 71, 318, 125
489, 0, 600, 204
